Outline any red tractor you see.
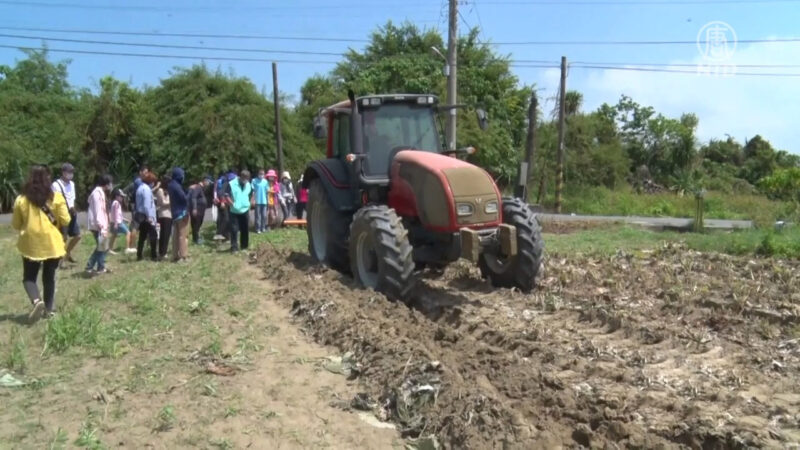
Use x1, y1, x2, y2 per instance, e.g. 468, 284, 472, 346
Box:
301, 92, 544, 300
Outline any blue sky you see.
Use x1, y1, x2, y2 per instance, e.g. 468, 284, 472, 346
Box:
1, 0, 798, 151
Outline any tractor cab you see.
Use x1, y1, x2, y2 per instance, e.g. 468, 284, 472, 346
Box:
313, 93, 486, 185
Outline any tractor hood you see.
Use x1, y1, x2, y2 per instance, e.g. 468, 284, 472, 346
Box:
388, 150, 502, 231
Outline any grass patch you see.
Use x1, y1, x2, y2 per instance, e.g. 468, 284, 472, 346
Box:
544, 185, 799, 226
546, 225, 800, 258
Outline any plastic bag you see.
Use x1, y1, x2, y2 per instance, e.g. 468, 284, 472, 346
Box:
211, 204, 218, 222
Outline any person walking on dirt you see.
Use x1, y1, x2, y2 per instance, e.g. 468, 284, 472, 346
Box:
252, 169, 269, 233
51, 163, 81, 264
154, 175, 172, 260
227, 170, 253, 252
123, 164, 151, 256
86, 174, 113, 275
279, 171, 296, 222
168, 167, 190, 262
296, 174, 308, 220
13, 165, 71, 321
135, 172, 158, 261
108, 189, 132, 255
188, 176, 212, 245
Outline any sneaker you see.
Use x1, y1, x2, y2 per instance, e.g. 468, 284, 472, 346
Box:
45, 311, 57, 320
96, 268, 112, 275
85, 268, 95, 276
124, 248, 137, 255
29, 300, 45, 322
108, 250, 119, 255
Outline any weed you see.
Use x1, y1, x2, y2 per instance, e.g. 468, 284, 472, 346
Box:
227, 306, 243, 318
202, 379, 219, 397
49, 427, 68, 450
5, 327, 26, 372
45, 306, 102, 354
262, 410, 281, 420
204, 326, 222, 356
154, 405, 177, 432
224, 405, 239, 418
187, 300, 208, 315
74, 419, 104, 449
210, 438, 234, 450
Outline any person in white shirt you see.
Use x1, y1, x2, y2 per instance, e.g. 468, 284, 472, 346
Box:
51, 163, 81, 263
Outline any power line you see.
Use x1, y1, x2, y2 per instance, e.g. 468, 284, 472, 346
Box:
3, 25, 797, 47
4, 43, 799, 75
0, 44, 341, 64
0, 0, 435, 11
0, 26, 370, 43
493, 37, 800, 45
0, 33, 345, 56
569, 60, 800, 68
481, 0, 800, 4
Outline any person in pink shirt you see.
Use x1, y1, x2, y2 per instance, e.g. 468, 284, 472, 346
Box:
86, 174, 113, 274
295, 174, 308, 219
108, 188, 133, 255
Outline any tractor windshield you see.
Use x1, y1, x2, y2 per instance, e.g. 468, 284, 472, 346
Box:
361, 103, 441, 176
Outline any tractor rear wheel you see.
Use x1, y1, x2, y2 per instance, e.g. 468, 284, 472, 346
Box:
479, 197, 544, 292
349, 205, 416, 301
307, 179, 350, 272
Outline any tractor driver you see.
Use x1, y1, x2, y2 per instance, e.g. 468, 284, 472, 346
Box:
362, 111, 395, 175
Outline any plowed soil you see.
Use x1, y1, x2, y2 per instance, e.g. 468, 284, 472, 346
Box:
254, 243, 800, 449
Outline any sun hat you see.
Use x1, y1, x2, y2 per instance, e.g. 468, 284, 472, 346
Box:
281, 171, 291, 180
266, 169, 277, 178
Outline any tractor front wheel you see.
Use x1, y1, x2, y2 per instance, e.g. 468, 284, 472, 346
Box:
479, 197, 544, 292
349, 205, 416, 301
307, 179, 350, 272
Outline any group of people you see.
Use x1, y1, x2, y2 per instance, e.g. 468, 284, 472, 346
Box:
213, 169, 306, 238
11, 162, 307, 322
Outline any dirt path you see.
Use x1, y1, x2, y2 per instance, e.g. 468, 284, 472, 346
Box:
0, 242, 400, 449
254, 245, 800, 449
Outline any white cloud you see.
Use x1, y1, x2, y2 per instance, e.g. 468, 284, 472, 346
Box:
570, 39, 800, 152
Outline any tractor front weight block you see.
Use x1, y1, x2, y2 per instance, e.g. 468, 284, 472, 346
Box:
460, 228, 481, 263
460, 226, 518, 264
498, 224, 517, 257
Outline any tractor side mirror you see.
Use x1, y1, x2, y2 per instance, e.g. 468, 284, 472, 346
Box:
312, 115, 326, 139
476, 108, 489, 131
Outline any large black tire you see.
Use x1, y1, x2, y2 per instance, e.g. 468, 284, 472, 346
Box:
349, 205, 416, 301
478, 197, 544, 292
306, 179, 350, 272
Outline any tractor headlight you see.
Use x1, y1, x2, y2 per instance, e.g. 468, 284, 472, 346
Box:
484, 201, 498, 214
456, 203, 474, 217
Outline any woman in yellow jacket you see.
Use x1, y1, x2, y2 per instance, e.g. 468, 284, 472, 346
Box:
12, 165, 71, 321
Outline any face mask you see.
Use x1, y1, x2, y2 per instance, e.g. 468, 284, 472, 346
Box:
258, 175, 264, 179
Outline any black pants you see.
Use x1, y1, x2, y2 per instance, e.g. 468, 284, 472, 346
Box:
158, 217, 172, 258
295, 202, 306, 220
191, 208, 206, 243
137, 220, 158, 261
229, 211, 249, 251
216, 206, 229, 237
23, 258, 60, 311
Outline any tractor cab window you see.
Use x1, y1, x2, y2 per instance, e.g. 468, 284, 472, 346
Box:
332, 113, 351, 159
361, 103, 440, 176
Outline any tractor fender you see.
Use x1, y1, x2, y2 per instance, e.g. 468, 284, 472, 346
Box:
302, 159, 355, 212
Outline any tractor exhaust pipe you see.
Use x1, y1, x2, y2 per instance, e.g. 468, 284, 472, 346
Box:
348, 90, 364, 156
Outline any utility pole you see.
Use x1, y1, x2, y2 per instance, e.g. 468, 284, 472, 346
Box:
272, 62, 284, 175
515, 89, 537, 201
555, 56, 567, 213
446, 0, 458, 150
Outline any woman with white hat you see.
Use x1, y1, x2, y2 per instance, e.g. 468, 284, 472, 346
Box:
279, 171, 296, 223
